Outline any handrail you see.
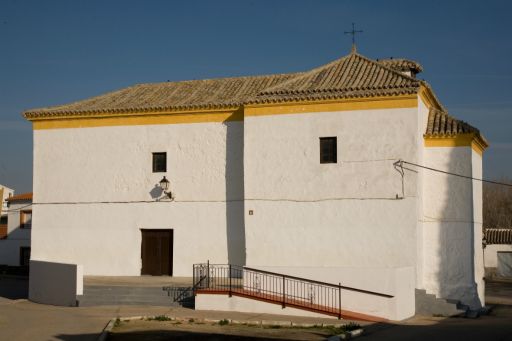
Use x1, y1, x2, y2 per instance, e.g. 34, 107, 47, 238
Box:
193, 262, 393, 319
243, 266, 393, 298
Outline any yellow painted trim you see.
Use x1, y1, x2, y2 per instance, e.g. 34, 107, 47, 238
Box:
32, 108, 244, 130
31, 95, 419, 129
245, 95, 418, 117
424, 134, 485, 156
418, 85, 442, 110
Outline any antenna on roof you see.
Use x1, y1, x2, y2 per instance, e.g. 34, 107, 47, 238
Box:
344, 22, 363, 53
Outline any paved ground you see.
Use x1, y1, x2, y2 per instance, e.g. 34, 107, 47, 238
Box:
0, 276, 347, 341
361, 305, 512, 341
1, 276, 512, 341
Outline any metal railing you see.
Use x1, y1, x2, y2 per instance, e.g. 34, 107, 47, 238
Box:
193, 262, 393, 318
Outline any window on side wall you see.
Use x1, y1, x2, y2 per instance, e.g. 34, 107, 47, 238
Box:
320, 137, 337, 164
20, 210, 32, 229
152, 152, 167, 172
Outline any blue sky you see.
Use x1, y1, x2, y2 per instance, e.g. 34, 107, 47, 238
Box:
1, 0, 511, 193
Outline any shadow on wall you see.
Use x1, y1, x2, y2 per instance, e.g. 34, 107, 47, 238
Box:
149, 185, 164, 200
434, 147, 482, 309
225, 110, 246, 266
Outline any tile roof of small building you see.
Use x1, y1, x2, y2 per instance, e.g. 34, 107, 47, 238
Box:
6, 192, 33, 202
485, 228, 512, 244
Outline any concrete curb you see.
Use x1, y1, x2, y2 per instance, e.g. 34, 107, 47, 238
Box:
97, 318, 116, 341
96, 314, 362, 340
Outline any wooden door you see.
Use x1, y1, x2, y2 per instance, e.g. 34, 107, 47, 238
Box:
141, 229, 173, 276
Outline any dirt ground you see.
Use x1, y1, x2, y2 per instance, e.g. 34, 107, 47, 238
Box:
108, 319, 345, 341
108, 304, 512, 341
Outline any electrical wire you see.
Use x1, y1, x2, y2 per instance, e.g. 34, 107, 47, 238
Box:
6, 196, 408, 208
397, 160, 512, 188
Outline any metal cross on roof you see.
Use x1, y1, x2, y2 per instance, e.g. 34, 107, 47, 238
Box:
344, 23, 363, 50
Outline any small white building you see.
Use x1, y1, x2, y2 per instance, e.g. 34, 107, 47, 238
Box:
0, 184, 14, 223
484, 228, 512, 279
23, 49, 487, 319
0, 192, 32, 267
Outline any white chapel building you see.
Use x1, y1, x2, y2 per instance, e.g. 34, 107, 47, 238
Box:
24, 49, 487, 320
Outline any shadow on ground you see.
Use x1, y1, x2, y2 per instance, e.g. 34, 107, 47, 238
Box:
0, 276, 28, 299
361, 305, 512, 341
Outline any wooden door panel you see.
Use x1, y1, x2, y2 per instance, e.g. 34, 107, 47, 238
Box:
141, 230, 173, 276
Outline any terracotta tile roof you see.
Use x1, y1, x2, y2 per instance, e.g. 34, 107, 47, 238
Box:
424, 107, 488, 147
23, 51, 422, 118
6, 192, 33, 202
250, 53, 421, 104
377, 58, 423, 74
23, 73, 299, 118
22, 50, 485, 144
485, 228, 512, 244
425, 108, 479, 136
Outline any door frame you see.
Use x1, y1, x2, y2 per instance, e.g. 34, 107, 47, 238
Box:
140, 229, 173, 276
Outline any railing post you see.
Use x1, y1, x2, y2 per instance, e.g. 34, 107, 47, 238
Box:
207, 260, 210, 289
282, 275, 286, 308
338, 282, 341, 319
193, 265, 196, 291
229, 264, 232, 297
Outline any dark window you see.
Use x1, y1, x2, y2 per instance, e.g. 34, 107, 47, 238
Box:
152, 152, 167, 172
320, 137, 337, 164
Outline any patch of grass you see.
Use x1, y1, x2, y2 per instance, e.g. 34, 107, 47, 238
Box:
325, 322, 362, 335
148, 315, 172, 321
114, 318, 121, 328
218, 319, 230, 326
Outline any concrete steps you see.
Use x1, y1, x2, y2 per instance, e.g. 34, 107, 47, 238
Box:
77, 285, 194, 307
415, 289, 468, 317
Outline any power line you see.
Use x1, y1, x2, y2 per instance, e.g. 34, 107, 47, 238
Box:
397, 160, 512, 188
5, 194, 413, 209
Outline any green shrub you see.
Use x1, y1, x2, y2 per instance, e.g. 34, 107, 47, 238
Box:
218, 319, 229, 326
150, 315, 172, 321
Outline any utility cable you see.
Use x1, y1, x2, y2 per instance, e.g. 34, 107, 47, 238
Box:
396, 160, 512, 188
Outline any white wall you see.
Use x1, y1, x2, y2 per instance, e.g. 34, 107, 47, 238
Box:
196, 294, 337, 319
485, 244, 512, 268
32, 121, 245, 276
422, 146, 483, 309
248, 265, 415, 321
415, 97, 430, 289
0, 200, 31, 266
244, 108, 420, 269
29, 260, 83, 306
0, 185, 14, 215
471, 150, 485, 305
